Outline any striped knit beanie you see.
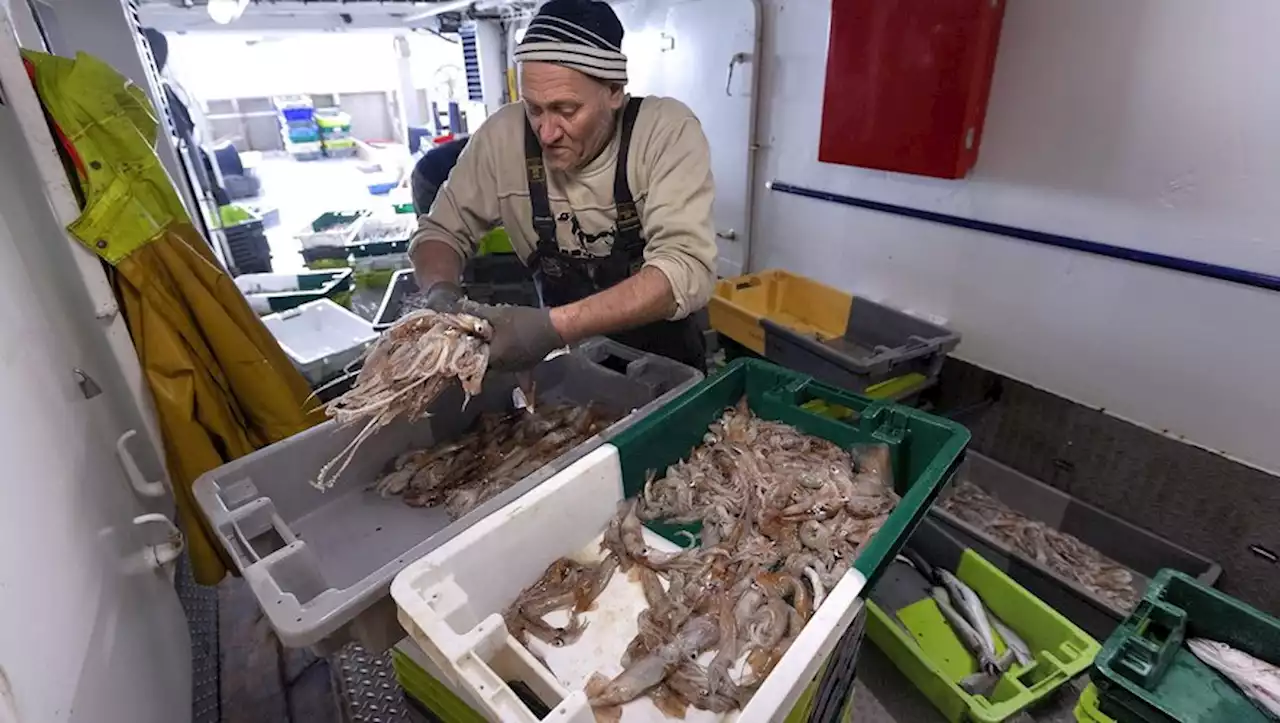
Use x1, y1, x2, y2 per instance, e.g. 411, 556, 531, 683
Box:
515, 0, 628, 84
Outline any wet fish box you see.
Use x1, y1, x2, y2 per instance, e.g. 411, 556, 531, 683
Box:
930, 453, 1222, 641
235, 268, 354, 315
297, 209, 369, 250
1090, 570, 1280, 723
866, 519, 1100, 723
193, 338, 703, 654
391, 358, 969, 723
262, 299, 377, 386
348, 215, 417, 259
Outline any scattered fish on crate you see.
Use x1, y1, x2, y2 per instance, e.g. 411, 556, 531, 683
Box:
372, 404, 619, 519
938, 481, 1141, 612
500, 400, 899, 719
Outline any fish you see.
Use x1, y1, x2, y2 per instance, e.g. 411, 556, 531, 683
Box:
985, 605, 1032, 667
588, 616, 720, 709
937, 570, 1001, 674
1187, 638, 1280, 718
930, 586, 995, 681
316, 309, 493, 490
939, 480, 1141, 611
372, 403, 618, 519
504, 557, 612, 647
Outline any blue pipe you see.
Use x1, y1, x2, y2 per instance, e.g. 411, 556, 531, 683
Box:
767, 181, 1280, 294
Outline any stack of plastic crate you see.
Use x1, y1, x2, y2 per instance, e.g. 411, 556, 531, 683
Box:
317, 109, 356, 158
276, 96, 322, 161
222, 208, 272, 275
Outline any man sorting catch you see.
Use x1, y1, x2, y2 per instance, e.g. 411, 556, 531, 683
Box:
407, 0, 716, 371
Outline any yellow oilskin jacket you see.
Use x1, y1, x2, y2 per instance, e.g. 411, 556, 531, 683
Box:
25, 49, 323, 584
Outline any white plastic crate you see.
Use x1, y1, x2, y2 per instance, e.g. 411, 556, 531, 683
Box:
356, 215, 418, 243
262, 299, 377, 386
391, 445, 867, 723
297, 212, 367, 250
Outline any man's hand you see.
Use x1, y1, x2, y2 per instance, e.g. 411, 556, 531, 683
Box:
419, 280, 463, 313
463, 302, 565, 372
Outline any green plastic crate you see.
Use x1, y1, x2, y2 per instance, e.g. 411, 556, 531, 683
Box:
610, 357, 970, 589
1091, 569, 1280, 723
866, 532, 1100, 723
1076, 684, 1117, 723
478, 227, 514, 255
310, 210, 367, 233
392, 648, 488, 723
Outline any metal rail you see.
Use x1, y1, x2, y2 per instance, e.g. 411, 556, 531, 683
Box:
767, 181, 1280, 294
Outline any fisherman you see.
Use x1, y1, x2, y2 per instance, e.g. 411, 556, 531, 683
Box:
407, 0, 716, 371
410, 134, 469, 216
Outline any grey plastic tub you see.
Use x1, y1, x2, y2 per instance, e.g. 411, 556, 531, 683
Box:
761, 298, 959, 394
193, 338, 703, 654
929, 452, 1222, 640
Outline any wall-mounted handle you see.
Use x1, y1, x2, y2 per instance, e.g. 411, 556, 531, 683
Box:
716, 229, 738, 241
134, 513, 185, 571
117, 429, 167, 498
725, 52, 751, 96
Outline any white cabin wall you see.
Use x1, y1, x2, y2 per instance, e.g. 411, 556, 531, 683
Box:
751, 0, 1280, 473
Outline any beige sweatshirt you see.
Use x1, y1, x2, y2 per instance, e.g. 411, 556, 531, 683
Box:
408, 97, 717, 320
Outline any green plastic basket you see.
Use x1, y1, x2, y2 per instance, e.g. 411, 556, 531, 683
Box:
610, 357, 970, 589
1075, 684, 1117, 723
391, 648, 487, 723
1090, 569, 1280, 723
866, 542, 1100, 723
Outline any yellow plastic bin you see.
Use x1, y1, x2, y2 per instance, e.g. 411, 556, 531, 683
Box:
709, 269, 853, 355
710, 270, 958, 399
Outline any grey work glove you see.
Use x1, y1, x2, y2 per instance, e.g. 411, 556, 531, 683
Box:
417, 280, 462, 313
462, 301, 565, 373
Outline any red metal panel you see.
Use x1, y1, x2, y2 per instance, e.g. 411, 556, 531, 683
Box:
819, 0, 1006, 179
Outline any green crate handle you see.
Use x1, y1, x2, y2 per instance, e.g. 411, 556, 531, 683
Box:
1113, 599, 1188, 689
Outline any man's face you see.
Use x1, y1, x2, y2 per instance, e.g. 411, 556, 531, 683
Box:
521, 62, 625, 172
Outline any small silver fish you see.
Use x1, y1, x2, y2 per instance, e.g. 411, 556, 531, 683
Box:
938, 570, 1000, 673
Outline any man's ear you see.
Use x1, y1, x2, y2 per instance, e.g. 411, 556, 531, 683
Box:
606, 82, 626, 110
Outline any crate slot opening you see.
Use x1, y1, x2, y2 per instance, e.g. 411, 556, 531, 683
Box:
264, 547, 329, 607
490, 646, 563, 717
1016, 659, 1055, 689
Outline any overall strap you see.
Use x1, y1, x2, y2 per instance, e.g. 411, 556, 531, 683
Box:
612, 96, 645, 250
523, 116, 559, 253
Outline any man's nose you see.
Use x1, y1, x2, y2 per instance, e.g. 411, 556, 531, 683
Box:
538, 118, 563, 146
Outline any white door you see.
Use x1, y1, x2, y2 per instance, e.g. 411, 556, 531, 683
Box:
0, 30, 192, 723
617, 0, 760, 278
